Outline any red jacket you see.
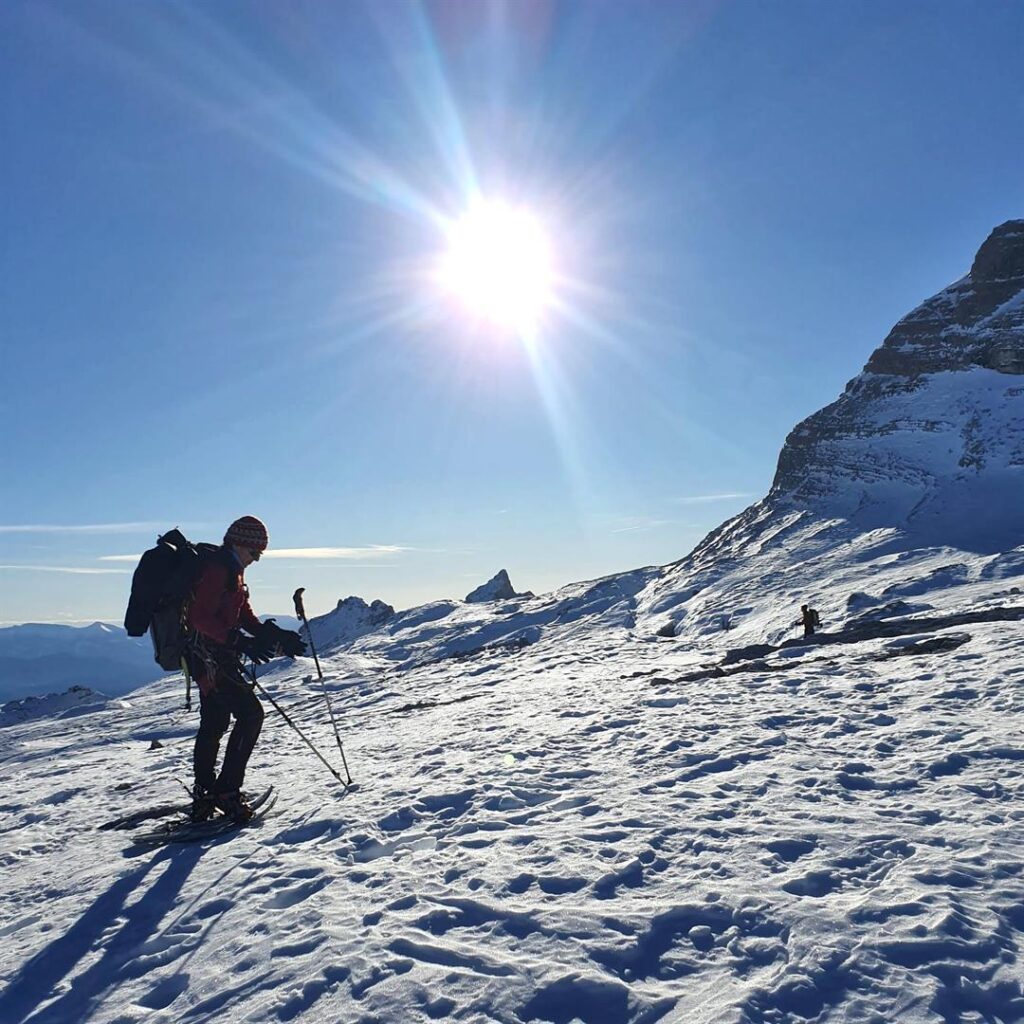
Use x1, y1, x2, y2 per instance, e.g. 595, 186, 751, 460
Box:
188, 552, 262, 650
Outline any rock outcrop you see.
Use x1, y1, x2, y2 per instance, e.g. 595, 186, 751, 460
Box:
768, 220, 1024, 549
860, 220, 1024, 378
465, 570, 531, 603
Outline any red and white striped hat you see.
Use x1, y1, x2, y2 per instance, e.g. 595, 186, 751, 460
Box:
224, 515, 269, 553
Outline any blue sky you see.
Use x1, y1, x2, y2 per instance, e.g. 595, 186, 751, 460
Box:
2, 0, 1022, 624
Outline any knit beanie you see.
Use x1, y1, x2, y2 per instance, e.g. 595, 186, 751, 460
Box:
224, 515, 269, 553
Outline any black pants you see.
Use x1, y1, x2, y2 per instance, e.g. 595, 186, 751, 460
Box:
194, 676, 265, 795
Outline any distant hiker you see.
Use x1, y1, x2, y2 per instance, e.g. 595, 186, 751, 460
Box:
799, 604, 822, 637
188, 516, 305, 822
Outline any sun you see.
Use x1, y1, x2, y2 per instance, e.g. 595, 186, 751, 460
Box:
438, 200, 554, 334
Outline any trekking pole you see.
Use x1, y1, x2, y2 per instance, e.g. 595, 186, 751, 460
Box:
248, 662, 347, 786
293, 587, 323, 679
294, 587, 352, 785
181, 656, 193, 712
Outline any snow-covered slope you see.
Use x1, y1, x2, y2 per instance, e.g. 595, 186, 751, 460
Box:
2, 593, 1024, 1023
295, 222, 1024, 666
634, 219, 1024, 644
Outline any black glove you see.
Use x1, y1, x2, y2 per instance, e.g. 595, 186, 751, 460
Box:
234, 631, 276, 665
260, 619, 308, 659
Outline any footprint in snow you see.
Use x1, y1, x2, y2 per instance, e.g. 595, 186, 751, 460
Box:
275, 965, 351, 1021
271, 935, 325, 959
592, 899, 787, 983
765, 837, 817, 863
41, 787, 85, 805
410, 896, 542, 940
593, 858, 645, 899
348, 832, 438, 862
415, 789, 475, 819
926, 751, 971, 778
260, 873, 331, 911
137, 973, 189, 1011
783, 837, 914, 898
519, 973, 673, 1024
388, 936, 515, 976
378, 806, 420, 832
538, 875, 588, 895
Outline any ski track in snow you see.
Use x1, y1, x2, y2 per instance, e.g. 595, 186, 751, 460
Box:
2, 620, 1024, 1023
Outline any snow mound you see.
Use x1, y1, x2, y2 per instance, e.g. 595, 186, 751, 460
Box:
0, 685, 108, 726
311, 596, 395, 652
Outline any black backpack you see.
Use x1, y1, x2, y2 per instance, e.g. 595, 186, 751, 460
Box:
124, 529, 219, 671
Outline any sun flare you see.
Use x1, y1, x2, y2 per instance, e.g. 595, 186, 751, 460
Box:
438, 201, 554, 334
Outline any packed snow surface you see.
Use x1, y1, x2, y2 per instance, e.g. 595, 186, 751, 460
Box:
2, 553, 1024, 1023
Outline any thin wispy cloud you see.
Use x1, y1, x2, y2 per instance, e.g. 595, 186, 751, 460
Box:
0, 522, 175, 535
99, 545, 411, 562
263, 546, 409, 560
672, 492, 753, 505
291, 563, 402, 570
609, 517, 676, 534
0, 565, 129, 575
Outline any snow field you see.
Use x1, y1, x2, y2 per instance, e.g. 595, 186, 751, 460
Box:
2, 610, 1024, 1023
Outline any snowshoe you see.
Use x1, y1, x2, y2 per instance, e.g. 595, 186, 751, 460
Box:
214, 789, 254, 823
129, 787, 276, 846
190, 786, 216, 823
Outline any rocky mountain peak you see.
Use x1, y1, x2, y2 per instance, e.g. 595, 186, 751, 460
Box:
310, 596, 395, 652
862, 219, 1024, 378
465, 570, 532, 604
766, 220, 1024, 550
971, 219, 1024, 282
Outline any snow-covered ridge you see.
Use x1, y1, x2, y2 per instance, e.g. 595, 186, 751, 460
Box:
627, 219, 1024, 643
291, 222, 1024, 665
309, 596, 396, 653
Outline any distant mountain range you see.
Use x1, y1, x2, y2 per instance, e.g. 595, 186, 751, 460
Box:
0, 614, 302, 704
0, 622, 166, 703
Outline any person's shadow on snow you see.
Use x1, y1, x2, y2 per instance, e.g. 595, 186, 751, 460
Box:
0, 844, 213, 1024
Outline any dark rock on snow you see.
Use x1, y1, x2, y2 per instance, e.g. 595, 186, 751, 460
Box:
466, 570, 532, 603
